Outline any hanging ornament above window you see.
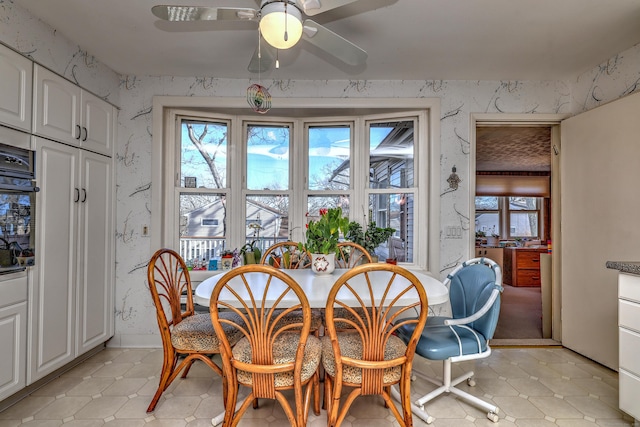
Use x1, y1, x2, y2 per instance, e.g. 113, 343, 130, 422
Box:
246, 83, 271, 114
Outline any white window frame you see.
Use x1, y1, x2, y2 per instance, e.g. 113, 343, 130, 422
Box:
151, 97, 441, 275
475, 196, 543, 239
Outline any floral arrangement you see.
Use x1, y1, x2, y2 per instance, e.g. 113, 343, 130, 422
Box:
301, 207, 349, 255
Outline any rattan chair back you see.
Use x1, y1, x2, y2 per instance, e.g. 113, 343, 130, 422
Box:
260, 241, 311, 269
210, 264, 321, 427
336, 241, 372, 268
323, 263, 428, 427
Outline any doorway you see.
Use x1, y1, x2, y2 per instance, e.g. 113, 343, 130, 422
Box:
472, 120, 560, 343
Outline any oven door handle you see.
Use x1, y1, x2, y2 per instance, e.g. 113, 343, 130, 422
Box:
0, 183, 39, 192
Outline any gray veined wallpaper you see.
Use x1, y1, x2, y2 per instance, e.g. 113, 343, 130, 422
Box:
1, 2, 639, 346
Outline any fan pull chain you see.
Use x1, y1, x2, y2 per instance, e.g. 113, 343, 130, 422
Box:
276, 49, 280, 69
284, 2, 289, 42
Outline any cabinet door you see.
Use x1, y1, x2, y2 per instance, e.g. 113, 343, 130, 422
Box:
0, 273, 28, 401
0, 45, 32, 132
484, 247, 504, 274
33, 65, 81, 146
30, 137, 78, 383
76, 150, 114, 355
0, 301, 27, 401
81, 91, 114, 156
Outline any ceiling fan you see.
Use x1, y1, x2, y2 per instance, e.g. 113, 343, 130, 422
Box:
151, 0, 368, 73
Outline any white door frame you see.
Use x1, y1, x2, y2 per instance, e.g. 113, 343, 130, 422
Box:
470, 113, 569, 342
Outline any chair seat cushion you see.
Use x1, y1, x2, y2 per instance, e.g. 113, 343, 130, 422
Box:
273, 308, 324, 332
321, 332, 407, 385
171, 312, 243, 352
397, 318, 488, 361
232, 332, 322, 387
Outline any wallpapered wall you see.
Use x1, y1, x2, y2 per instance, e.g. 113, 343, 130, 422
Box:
2, 2, 639, 346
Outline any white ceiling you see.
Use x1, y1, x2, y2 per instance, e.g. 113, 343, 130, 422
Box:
14, 0, 640, 81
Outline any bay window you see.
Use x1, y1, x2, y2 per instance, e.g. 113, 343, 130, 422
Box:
152, 97, 439, 272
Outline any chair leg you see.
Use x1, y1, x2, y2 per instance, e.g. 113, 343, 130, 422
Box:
146, 353, 178, 413
389, 385, 434, 424
408, 359, 500, 423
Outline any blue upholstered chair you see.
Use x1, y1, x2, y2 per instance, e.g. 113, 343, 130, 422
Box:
395, 257, 503, 424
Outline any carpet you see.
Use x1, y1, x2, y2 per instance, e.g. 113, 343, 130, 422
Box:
493, 284, 543, 339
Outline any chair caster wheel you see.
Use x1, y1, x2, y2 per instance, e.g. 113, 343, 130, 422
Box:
487, 412, 499, 423
467, 378, 476, 387
425, 415, 435, 424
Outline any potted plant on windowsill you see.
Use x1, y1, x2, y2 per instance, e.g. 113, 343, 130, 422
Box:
300, 207, 349, 274
486, 233, 500, 247
346, 220, 396, 263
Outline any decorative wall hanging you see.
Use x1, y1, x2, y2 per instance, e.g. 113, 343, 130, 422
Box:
246, 83, 271, 114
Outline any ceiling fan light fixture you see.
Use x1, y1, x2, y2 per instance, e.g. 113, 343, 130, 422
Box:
259, 2, 303, 50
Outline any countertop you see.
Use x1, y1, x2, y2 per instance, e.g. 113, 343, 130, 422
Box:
606, 261, 640, 275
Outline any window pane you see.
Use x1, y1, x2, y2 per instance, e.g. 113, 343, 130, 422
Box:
246, 124, 290, 190
306, 195, 350, 218
307, 125, 350, 191
369, 121, 414, 189
246, 195, 289, 251
368, 193, 413, 263
510, 212, 538, 237
475, 196, 499, 210
179, 193, 227, 262
475, 213, 499, 236
181, 120, 227, 189
509, 197, 537, 210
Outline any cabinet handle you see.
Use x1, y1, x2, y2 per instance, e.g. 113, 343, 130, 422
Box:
74, 188, 80, 202
75, 125, 82, 140
81, 188, 87, 203
533, 277, 540, 280
82, 127, 88, 142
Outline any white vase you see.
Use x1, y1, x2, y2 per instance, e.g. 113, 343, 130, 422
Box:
311, 253, 336, 275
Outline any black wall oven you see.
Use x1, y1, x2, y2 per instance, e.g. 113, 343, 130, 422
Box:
0, 126, 38, 274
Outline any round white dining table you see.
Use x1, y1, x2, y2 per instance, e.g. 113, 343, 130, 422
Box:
194, 267, 449, 308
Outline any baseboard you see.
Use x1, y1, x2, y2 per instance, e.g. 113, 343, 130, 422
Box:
491, 338, 561, 347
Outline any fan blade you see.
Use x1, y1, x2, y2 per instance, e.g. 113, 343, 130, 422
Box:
302, 20, 367, 66
248, 42, 277, 73
152, 5, 257, 22
296, 0, 359, 16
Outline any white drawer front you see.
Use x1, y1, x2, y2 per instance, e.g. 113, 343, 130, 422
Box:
620, 327, 640, 376
619, 299, 640, 333
0, 274, 28, 308
619, 369, 640, 420
620, 273, 640, 303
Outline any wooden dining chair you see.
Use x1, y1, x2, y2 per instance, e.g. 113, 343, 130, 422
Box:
260, 241, 323, 335
336, 241, 372, 268
322, 263, 428, 427
209, 264, 322, 427
145, 248, 245, 413
260, 241, 311, 269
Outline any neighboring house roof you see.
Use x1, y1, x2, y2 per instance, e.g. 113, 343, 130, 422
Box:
182, 199, 288, 239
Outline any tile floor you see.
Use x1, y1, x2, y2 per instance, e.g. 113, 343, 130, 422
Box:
0, 346, 636, 427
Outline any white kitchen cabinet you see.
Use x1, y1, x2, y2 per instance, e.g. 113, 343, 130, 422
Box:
0, 44, 32, 132
475, 247, 503, 274
0, 271, 28, 401
618, 272, 640, 422
33, 65, 114, 156
29, 137, 113, 383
